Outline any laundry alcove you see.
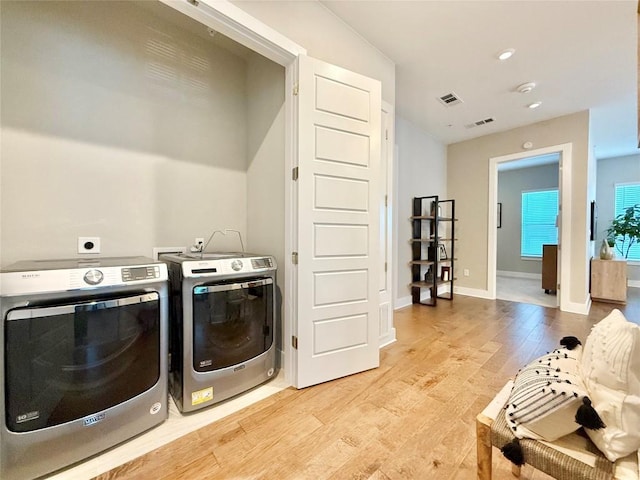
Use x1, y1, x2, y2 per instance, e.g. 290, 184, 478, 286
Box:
1, 0, 390, 390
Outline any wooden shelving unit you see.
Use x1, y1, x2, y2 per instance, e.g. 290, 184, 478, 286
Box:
410, 195, 457, 306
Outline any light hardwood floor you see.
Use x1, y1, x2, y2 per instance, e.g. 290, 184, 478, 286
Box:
95, 292, 639, 480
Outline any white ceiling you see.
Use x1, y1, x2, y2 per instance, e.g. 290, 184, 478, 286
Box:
321, 0, 639, 160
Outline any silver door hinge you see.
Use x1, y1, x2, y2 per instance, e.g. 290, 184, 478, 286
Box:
292, 167, 299, 181
292, 252, 298, 264
187, 0, 199, 5
385, 195, 388, 207
385, 129, 389, 140
292, 336, 298, 349
293, 84, 299, 96
385, 262, 388, 273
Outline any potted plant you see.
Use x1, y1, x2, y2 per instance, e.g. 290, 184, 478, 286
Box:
606, 204, 640, 258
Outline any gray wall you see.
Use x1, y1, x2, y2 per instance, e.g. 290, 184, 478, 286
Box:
394, 116, 447, 306
1, 1, 266, 265
497, 163, 559, 274
596, 153, 640, 282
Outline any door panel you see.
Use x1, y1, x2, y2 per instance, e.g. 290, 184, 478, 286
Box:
296, 54, 381, 388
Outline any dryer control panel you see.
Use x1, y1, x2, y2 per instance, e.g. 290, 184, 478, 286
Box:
122, 266, 161, 282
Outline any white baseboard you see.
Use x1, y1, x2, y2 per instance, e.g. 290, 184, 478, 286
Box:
395, 284, 449, 309
395, 296, 413, 310
379, 329, 397, 348
497, 270, 541, 280
454, 286, 493, 299
562, 298, 590, 315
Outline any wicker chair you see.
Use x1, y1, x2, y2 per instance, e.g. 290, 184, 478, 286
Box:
476, 381, 640, 480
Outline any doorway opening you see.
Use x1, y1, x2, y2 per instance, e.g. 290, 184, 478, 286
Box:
495, 153, 560, 308
488, 143, 573, 312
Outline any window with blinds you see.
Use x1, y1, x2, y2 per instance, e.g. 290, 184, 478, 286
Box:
521, 189, 559, 257
614, 183, 640, 260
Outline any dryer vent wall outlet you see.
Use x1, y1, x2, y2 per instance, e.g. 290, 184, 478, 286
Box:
78, 237, 101, 254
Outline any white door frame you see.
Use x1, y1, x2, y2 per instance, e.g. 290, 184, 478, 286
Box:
159, 0, 305, 385
488, 143, 573, 312
379, 101, 396, 347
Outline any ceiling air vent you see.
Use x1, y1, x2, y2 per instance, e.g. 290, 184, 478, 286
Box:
465, 117, 496, 129
437, 92, 463, 107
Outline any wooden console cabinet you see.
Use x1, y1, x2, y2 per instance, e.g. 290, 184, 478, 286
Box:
590, 258, 627, 303
541, 244, 557, 293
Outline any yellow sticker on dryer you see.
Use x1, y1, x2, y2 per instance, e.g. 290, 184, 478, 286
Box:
191, 387, 213, 406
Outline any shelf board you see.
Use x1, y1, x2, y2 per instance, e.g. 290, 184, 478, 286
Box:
410, 278, 457, 288
410, 258, 457, 265
410, 260, 435, 266
410, 216, 458, 221
409, 238, 457, 243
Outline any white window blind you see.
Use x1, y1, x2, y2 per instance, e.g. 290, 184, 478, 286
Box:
521, 189, 558, 257
614, 183, 640, 260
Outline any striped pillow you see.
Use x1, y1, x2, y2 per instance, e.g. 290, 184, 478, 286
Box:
505, 346, 589, 442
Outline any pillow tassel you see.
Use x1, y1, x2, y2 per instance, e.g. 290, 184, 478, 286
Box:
559, 336, 582, 350
575, 397, 606, 430
500, 438, 525, 466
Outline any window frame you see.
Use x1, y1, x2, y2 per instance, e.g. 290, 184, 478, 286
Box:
520, 188, 559, 259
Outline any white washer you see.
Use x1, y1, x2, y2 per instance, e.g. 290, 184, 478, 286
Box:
0, 256, 169, 480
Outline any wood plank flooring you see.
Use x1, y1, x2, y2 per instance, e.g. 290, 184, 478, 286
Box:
95, 292, 639, 480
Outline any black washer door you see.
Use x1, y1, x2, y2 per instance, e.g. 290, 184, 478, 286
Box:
192, 278, 273, 372
4, 292, 160, 432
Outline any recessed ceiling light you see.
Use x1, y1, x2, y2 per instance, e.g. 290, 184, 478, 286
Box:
516, 82, 536, 94
528, 102, 542, 109
498, 48, 515, 60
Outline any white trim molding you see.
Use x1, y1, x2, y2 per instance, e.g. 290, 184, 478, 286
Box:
454, 286, 494, 300
488, 143, 572, 312
159, 0, 306, 66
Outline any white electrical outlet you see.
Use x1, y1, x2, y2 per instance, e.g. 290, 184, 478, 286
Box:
463, 268, 470, 277
78, 237, 101, 254
195, 237, 205, 247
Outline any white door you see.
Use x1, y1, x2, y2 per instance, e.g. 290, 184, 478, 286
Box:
379, 102, 395, 347
295, 54, 381, 389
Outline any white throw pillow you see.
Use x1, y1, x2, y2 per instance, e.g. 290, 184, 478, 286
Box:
580, 309, 640, 462
505, 345, 590, 442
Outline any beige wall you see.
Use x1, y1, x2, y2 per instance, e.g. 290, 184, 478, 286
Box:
448, 111, 591, 307
230, 0, 395, 105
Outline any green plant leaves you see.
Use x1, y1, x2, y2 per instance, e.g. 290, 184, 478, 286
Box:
606, 205, 640, 258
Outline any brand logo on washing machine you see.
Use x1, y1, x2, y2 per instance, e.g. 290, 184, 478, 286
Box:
20, 273, 40, 279
83, 412, 106, 427
16, 410, 40, 423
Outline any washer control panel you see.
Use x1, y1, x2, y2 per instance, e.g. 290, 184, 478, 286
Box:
122, 266, 161, 282
251, 257, 273, 269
